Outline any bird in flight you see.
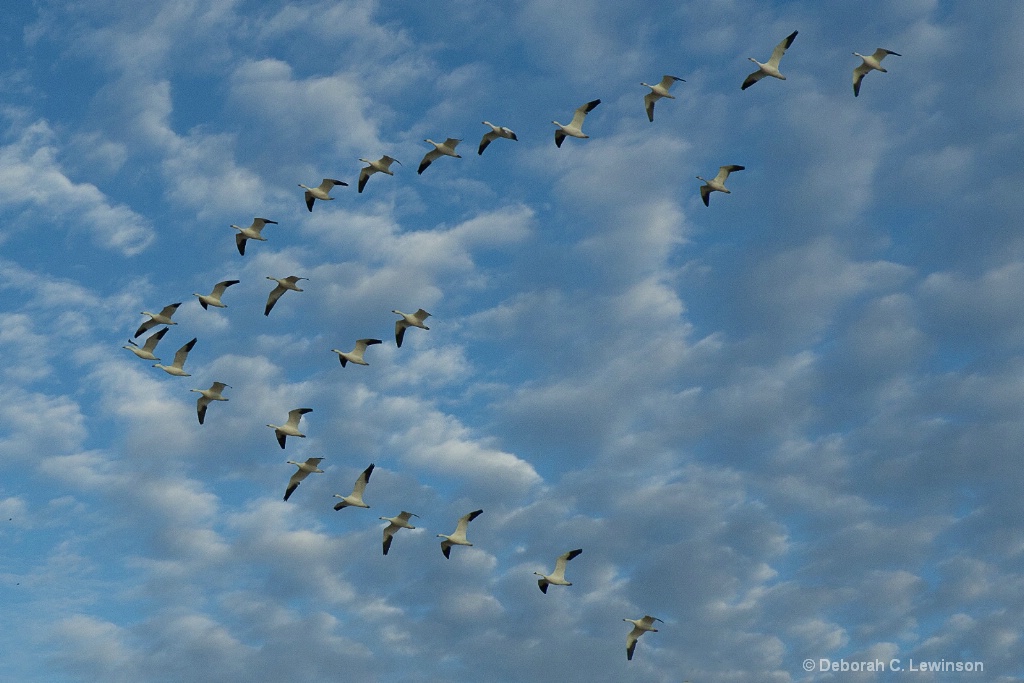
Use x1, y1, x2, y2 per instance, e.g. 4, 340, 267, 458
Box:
438, 509, 484, 559
641, 75, 684, 122
741, 31, 798, 90
299, 178, 347, 212
852, 48, 901, 96
534, 548, 583, 593
418, 138, 462, 174
284, 457, 324, 501
696, 165, 745, 206
553, 99, 601, 148
624, 615, 663, 661
267, 408, 313, 449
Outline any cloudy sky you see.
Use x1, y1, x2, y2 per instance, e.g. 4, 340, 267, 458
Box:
2, 1, 1023, 681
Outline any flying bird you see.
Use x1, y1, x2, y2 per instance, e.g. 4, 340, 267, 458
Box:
624, 615, 663, 661
535, 548, 583, 594
393, 309, 431, 348
135, 302, 181, 338
418, 138, 462, 174
284, 457, 324, 501
641, 75, 684, 122
478, 121, 518, 155
152, 337, 197, 376
358, 156, 401, 193
231, 218, 277, 255
332, 463, 375, 510
380, 511, 418, 556
553, 99, 601, 147
741, 30, 798, 90
438, 509, 483, 559
193, 279, 240, 309
852, 48, 901, 96
299, 178, 348, 212
331, 338, 382, 367
264, 276, 307, 316
696, 165, 745, 206
267, 407, 313, 449
123, 327, 169, 361
190, 381, 230, 425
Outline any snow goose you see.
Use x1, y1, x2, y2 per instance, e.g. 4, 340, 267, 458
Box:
193, 280, 240, 310
152, 337, 197, 376
299, 179, 348, 212
624, 615, 663, 661
267, 407, 313, 449
852, 48, 901, 96
358, 156, 401, 193
696, 165, 745, 206
284, 457, 324, 501
135, 302, 181, 338
190, 381, 230, 425
417, 138, 462, 174
331, 338, 382, 367
535, 548, 583, 593
332, 463, 375, 510
478, 121, 518, 155
641, 75, 684, 122
380, 511, 419, 555
438, 509, 483, 558
553, 99, 601, 147
123, 327, 169, 361
393, 309, 430, 348
264, 276, 306, 316
741, 30, 798, 89
231, 218, 277, 255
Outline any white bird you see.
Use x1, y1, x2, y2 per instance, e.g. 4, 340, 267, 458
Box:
190, 381, 230, 425
264, 276, 306, 316
267, 407, 313, 449
135, 302, 181, 338
696, 165, 745, 206
331, 338, 382, 367
357, 156, 401, 193
332, 463, 375, 510
123, 327, 169, 361
624, 615, 663, 661
438, 509, 483, 559
231, 218, 277, 255
852, 48, 901, 97
284, 457, 324, 501
417, 138, 462, 174
535, 548, 583, 593
193, 279, 240, 309
380, 511, 419, 556
392, 309, 431, 348
641, 75, 684, 122
478, 121, 518, 155
299, 178, 348, 212
741, 30, 798, 90
553, 99, 601, 147
152, 337, 197, 376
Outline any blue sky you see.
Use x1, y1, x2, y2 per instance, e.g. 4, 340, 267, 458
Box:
2, 1, 1023, 681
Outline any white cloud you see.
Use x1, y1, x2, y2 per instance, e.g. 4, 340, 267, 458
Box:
0, 120, 153, 255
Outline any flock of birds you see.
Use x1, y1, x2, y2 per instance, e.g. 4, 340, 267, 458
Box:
119, 30, 902, 664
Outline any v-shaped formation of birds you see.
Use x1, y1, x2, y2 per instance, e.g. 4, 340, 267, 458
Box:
121, 32, 900, 664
